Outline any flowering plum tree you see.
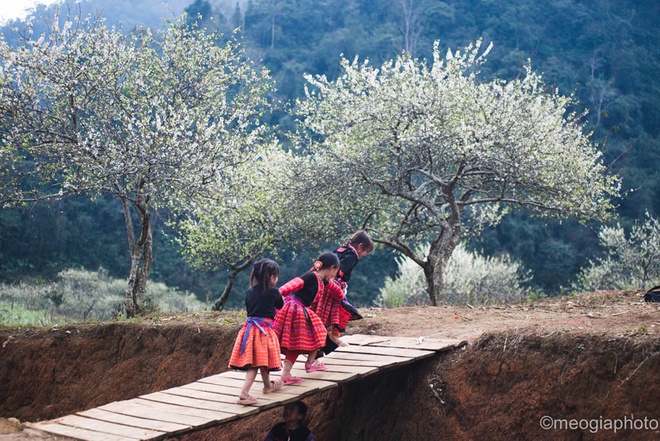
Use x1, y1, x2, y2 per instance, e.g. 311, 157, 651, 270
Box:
296, 40, 621, 305
175, 144, 352, 309
0, 16, 272, 316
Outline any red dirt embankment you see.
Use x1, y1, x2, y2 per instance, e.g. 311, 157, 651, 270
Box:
0, 290, 658, 440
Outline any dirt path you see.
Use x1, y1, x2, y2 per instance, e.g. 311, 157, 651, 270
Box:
348, 289, 658, 342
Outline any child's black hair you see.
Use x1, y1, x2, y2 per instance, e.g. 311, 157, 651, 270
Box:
344, 230, 374, 254
292, 400, 308, 417
316, 251, 340, 269
250, 258, 280, 294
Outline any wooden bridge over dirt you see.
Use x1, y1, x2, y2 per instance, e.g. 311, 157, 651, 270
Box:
27, 335, 465, 441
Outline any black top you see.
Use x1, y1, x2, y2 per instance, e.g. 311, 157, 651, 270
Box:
294, 272, 321, 306
335, 246, 359, 282
264, 422, 314, 441
279, 271, 322, 307
245, 286, 283, 318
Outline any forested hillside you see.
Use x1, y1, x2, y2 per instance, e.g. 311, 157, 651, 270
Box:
1, 0, 658, 307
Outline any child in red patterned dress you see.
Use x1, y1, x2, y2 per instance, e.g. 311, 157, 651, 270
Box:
273, 252, 344, 384
313, 230, 374, 350
229, 259, 284, 405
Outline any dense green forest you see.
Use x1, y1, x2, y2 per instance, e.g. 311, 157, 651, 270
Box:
1, 0, 658, 307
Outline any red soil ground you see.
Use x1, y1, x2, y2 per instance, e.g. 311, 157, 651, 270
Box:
0, 289, 658, 440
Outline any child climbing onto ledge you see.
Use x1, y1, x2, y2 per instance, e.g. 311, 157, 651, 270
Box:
263, 400, 315, 441
313, 230, 374, 350
229, 259, 284, 406
274, 252, 344, 384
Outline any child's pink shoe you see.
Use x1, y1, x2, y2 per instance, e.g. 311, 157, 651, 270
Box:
281, 374, 304, 385
305, 361, 327, 373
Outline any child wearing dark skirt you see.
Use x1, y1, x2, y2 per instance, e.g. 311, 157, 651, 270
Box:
313, 230, 374, 349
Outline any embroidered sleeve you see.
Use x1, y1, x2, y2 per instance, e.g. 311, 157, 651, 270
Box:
327, 279, 345, 301
278, 277, 304, 296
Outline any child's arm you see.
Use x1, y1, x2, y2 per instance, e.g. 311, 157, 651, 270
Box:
327, 279, 345, 301
278, 277, 304, 297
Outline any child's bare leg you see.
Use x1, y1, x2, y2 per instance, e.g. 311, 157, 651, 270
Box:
281, 351, 303, 384
240, 368, 258, 399
282, 359, 292, 377
282, 352, 299, 377
306, 350, 318, 364
304, 349, 327, 372
262, 366, 284, 393
330, 327, 348, 346
260, 366, 270, 387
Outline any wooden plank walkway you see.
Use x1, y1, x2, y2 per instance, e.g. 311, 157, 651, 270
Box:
27, 335, 465, 441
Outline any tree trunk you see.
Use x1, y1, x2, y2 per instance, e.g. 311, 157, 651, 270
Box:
121, 195, 153, 318
213, 258, 254, 311
422, 263, 438, 306
424, 221, 462, 305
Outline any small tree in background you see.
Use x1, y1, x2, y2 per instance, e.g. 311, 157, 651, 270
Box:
296, 40, 620, 305
378, 243, 530, 307
575, 212, 660, 291
0, 14, 272, 316
0, 268, 204, 325
174, 145, 350, 309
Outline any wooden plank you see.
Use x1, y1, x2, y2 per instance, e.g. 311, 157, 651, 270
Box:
219, 370, 289, 383
132, 397, 256, 420
201, 374, 338, 391
200, 375, 249, 388
194, 375, 337, 404
77, 408, 191, 435
312, 360, 378, 375
220, 363, 377, 378
322, 352, 410, 365
99, 400, 220, 427
56, 414, 165, 441
343, 334, 465, 351
267, 377, 339, 395
160, 386, 282, 407
196, 373, 233, 385
29, 334, 462, 441
183, 381, 245, 396
28, 422, 130, 441
341, 335, 392, 346
308, 363, 378, 375
288, 368, 359, 383
158, 388, 294, 413
141, 391, 274, 415
291, 364, 376, 375
333, 344, 434, 359
324, 356, 415, 368
218, 370, 336, 394
184, 379, 300, 398
162, 386, 244, 403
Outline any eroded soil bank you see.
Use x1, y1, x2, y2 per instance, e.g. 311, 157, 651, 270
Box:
1, 320, 658, 440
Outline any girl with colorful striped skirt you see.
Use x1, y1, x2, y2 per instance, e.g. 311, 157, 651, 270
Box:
229, 259, 284, 405
273, 252, 342, 384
